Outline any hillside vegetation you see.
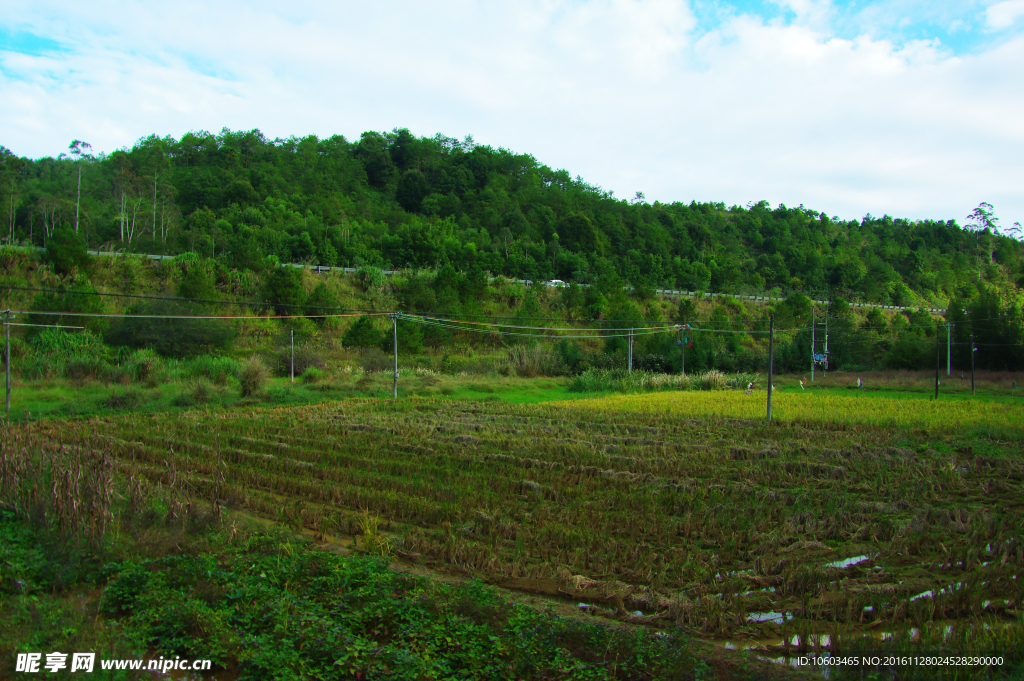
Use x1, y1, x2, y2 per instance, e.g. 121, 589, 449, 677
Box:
2, 129, 1023, 304
1, 128, 1023, 374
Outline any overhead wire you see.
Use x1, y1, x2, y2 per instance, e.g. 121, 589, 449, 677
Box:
12, 309, 388, 321
12, 283, 991, 326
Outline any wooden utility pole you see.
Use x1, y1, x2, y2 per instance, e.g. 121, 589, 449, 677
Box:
628, 329, 633, 373
391, 314, 399, 399
935, 325, 940, 399
767, 314, 774, 422
290, 329, 294, 383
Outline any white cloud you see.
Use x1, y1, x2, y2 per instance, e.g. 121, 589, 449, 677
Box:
0, 0, 1023, 226
986, 0, 1024, 29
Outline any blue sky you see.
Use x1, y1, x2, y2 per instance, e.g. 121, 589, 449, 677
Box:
699, 0, 1017, 53
2, 0, 1023, 227
0, 27, 65, 57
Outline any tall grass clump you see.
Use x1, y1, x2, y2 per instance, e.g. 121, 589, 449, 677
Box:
121, 348, 163, 384
21, 329, 113, 381
28, 328, 106, 357
569, 368, 758, 394
693, 369, 728, 391
499, 344, 561, 377
170, 355, 239, 385
239, 357, 268, 397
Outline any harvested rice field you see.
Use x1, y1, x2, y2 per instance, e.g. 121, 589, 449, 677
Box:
7, 392, 1023, 673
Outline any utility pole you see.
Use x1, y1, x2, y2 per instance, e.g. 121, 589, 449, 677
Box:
823, 304, 828, 378
676, 324, 691, 376
628, 328, 633, 373
767, 314, 774, 422
946, 323, 951, 377
391, 313, 399, 399
971, 333, 976, 395
290, 329, 294, 383
680, 330, 685, 377
5, 310, 10, 413
811, 307, 815, 382
935, 325, 940, 399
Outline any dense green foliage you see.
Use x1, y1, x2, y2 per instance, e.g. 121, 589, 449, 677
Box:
1, 509, 710, 680
3, 128, 1024, 372
43, 226, 90, 275
97, 539, 704, 680
103, 300, 236, 358
3, 129, 1022, 308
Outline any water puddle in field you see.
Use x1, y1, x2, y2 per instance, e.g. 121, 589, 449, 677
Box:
910, 581, 964, 602
746, 611, 793, 625
825, 554, 871, 569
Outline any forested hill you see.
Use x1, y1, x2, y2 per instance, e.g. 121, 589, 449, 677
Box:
2, 128, 1022, 308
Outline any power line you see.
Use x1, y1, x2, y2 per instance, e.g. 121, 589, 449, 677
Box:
13, 309, 387, 321
0, 284, 382, 315
6, 283, 991, 326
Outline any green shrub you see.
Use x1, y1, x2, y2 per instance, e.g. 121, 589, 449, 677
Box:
21, 331, 113, 380
304, 282, 338, 325
301, 367, 324, 384
177, 356, 239, 385
123, 349, 163, 383
275, 344, 325, 378
0, 246, 32, 274
66, 356, 113, 381
28, 328, 105, 357
239, 357, 268, 397
99, 563, 151, 616
177, 261, 218, 301
263, 266, 306, 315
105, 390, 142, 410
344, 315, 382, 348
359, 348, 392, 373
44, 227, 91, 275
380, 317, 423, 354
190, 380, 214, 404
357, 265, 385, 291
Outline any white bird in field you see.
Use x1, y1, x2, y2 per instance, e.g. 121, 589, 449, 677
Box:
747, 382, 753, 390
857, 378, 862, 388
799, 380, 805, 389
